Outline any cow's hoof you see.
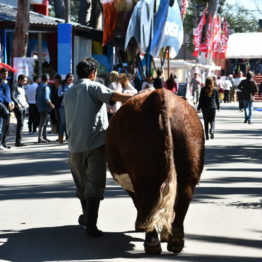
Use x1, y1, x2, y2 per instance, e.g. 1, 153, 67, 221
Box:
78, 214, 86, 226
144, 240, 162, 255
167, 237, 184, 254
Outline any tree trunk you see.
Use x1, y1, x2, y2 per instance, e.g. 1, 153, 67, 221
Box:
12, 0, 30, 58
207, 0, 219, 17
54, 0, 65, 19
78, 0, 90, 25
88, 0, 101, 28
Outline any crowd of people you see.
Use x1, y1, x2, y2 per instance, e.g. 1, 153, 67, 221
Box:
0, 69, 74, 150
0, 62, 260, 151
196, 70, 258, 140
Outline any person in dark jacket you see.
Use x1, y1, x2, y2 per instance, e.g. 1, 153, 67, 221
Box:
153, 68, 164, 89
238, 71, 258, 124
197, 77, 220, 140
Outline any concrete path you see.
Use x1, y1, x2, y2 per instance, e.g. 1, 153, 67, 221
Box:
0, 102, 261, 262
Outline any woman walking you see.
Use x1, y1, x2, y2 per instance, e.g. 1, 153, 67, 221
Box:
197, 77, 220, 140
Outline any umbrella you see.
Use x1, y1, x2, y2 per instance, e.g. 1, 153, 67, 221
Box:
0, 62, 17, 72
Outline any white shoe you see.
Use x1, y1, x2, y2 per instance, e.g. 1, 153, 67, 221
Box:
0, 144, 6, 150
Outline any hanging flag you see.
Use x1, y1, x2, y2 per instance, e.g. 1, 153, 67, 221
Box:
180, 0, 188, 19
125, 0, 154, 53
149, 0, 169, 57
192, 8, 207, 57
212, 15, 222, 58
218, 18, 229, 58
200, 15, 213, 56
102, 0, 119, 46
156, 0, 184, 58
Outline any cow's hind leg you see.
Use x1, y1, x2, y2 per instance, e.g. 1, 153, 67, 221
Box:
126, 191, 146, 232
144, 229, 162, 254
167, 183, 196, 254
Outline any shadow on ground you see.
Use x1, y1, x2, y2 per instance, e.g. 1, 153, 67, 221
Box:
0, 226, 261, 262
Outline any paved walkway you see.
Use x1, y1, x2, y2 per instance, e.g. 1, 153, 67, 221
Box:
0, 102, 261, 262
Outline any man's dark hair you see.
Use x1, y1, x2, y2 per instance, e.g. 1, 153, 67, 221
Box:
0, 68, 8, 74
18, 74, 27, 82
246, 71, 254, 80
76, 57, 98, 78
54, 74, 62, 81
33, 75, 38, 82
42, 73, 50, 82
156, 68, 162, 77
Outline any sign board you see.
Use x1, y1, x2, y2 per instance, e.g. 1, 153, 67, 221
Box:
13, 57, 35, 81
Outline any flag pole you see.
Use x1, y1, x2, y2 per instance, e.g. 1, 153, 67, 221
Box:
167, 46, 170, 77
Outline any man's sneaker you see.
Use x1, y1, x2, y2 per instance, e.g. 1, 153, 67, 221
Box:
0, 144, 6, 150
248, 120, 252, 124
2, 143, 11, 149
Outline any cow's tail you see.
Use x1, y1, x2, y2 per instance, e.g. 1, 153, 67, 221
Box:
146, 91, 177, 233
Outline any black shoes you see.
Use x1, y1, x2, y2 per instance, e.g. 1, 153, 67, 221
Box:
15, 142, 25, 147
244, 120, 252, 124
2, 143, 11, 149
78, 198, 104, 237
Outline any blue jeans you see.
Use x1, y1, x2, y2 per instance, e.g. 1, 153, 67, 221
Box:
243, 100, 253, 121
38, 111, 49, 140
0, 117, 3, 136
58, 106, 66, 136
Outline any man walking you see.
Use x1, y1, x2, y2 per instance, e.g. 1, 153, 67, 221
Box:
36, 74, 55, 143
190, 73, 202, 104
238, 71, 258, 124
64, 57, 133, 237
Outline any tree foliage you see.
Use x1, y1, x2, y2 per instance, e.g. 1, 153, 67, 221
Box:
184, 0, 258, 36
219, 3, 258, 32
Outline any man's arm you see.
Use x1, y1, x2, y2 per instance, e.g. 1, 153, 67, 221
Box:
110, 92, 133, 103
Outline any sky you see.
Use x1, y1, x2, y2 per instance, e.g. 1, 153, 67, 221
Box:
226, 0, 262, 19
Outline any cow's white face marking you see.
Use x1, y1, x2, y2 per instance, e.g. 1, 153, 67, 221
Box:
114, 173, 135, 193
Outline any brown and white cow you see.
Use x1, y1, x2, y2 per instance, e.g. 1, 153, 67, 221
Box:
106, 89, 204, 254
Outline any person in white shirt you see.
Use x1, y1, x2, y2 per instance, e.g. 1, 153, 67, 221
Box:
25, 75, 40, 134
233, 71, 246, 111
12, 74, 29, 146
107, 71, 122, 119
119, 73, 138, 94
220, 75, 232, 103
141, 74, 155, 91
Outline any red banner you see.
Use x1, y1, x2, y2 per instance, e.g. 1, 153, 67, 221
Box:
211, 15, 221, 58
192, 8, 207, 57
102, 0, 119, 46
218, 18, 229, 58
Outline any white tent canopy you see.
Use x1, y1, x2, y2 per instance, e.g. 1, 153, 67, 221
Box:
226, 32, 262, 59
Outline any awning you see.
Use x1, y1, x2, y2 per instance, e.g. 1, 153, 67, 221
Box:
226, 32, 262, 59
